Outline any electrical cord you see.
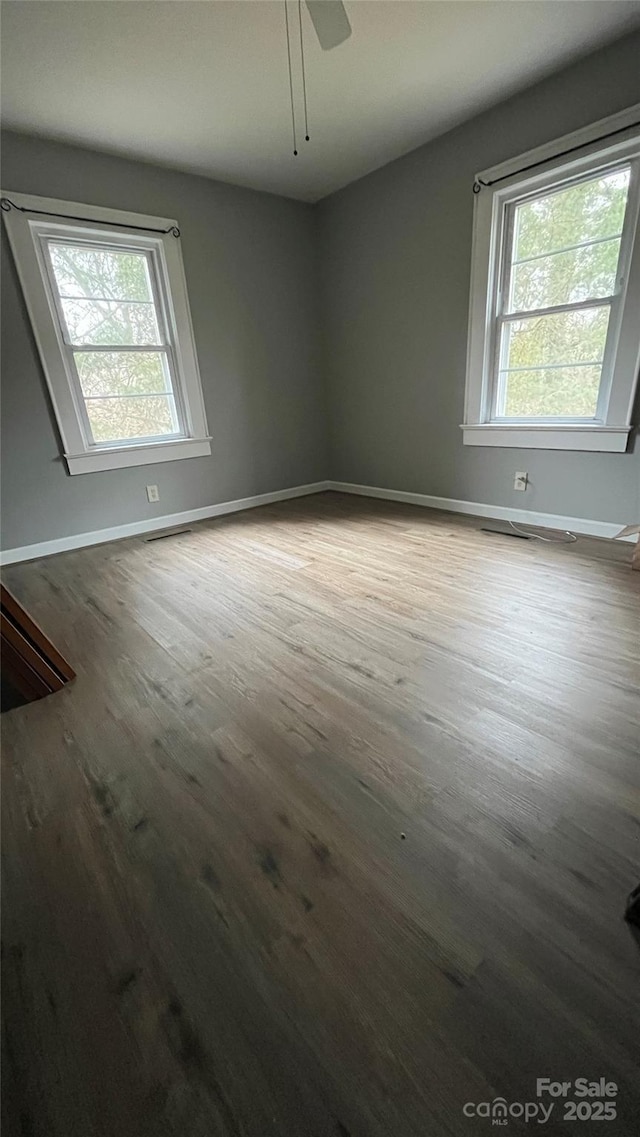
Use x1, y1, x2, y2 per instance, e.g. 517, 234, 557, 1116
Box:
508, 519, 577, 543
298, 0, 310, 142
284, 1, 298, 155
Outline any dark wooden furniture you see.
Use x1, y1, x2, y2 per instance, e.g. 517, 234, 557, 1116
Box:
1, 583, 75, 703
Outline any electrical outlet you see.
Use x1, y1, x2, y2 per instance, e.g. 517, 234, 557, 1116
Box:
146, 484, 159, 503
514, 471, 528, 492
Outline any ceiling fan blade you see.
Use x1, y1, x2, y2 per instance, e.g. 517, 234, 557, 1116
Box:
305, 1, 351, 51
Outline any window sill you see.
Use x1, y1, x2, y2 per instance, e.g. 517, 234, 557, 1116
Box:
65, 437, 212, 475
461, 424, 632, 453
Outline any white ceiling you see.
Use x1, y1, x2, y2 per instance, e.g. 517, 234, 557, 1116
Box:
2, 1, 640, 202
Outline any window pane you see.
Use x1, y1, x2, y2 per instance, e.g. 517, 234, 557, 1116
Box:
509, 237, 621, 312
512, 168, 630, 263
61, 297, 161, 345
85, 395, 177, 442
498, 306, 609, 418
48, 244, 153, 302
75, 352, 172, 398
503, 366, 601, 418
501, 306, 609, 368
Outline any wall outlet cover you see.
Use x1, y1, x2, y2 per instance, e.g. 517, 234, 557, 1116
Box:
146, 484, 159, 503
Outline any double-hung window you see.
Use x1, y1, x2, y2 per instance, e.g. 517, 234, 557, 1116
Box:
464, 108, 640, 451
2, 192, 210, 473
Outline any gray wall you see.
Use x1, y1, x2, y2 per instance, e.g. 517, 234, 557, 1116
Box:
1, 132, 328, 550
3, 32, 640, 554
318, 32, 640, 525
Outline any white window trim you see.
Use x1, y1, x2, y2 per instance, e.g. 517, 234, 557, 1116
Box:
463, 106, 640, 452
1, 191, 211, 474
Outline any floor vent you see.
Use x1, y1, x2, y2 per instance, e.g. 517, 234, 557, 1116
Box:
480, 527, 530, 540
145, 525, 193, 543
145, 527, 193, 543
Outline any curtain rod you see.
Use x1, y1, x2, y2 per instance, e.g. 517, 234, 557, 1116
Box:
473, 119, 640, 194
0, 197, 180, 237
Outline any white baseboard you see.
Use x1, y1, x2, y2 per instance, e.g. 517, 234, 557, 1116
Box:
327, 481, 635, 542
0, 481, 330, 566
1, 477, 633, 565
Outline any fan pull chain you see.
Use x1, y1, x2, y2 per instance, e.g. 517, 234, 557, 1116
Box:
284, 1, 298, 155
298, 0, 310, 141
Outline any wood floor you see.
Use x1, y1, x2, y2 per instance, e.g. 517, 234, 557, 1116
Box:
2, 491, 639, 1137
